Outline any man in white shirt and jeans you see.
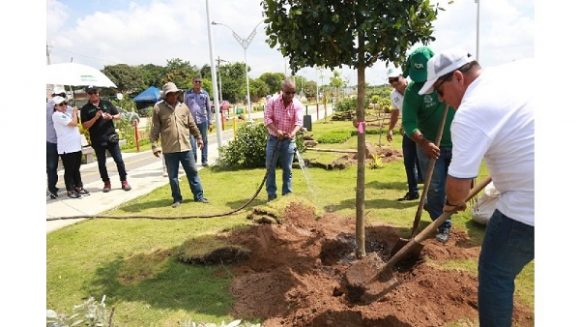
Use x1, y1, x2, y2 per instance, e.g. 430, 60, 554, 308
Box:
419, 49, 534, 327
386, 66, 422, 201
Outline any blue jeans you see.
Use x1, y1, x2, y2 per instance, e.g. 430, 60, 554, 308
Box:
478, 210, 534, 327
191, 121, 208, 164
46, 141, 59, 193
416, 146, 452, 231
402, 134, 421, 194
265, 136, 296, 200
164, 151, 204, 202
93, 142, 128, 182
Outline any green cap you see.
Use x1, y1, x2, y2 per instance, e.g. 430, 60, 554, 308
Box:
403, 46, 435, 83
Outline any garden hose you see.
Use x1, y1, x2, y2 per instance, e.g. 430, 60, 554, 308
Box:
46, 139, 283, 222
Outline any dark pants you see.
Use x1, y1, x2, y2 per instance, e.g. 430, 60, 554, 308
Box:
478, 210, 534, 327
93, 142, 128, 182
164, 151, 204, 202
402, 134, 421, 194
191, 121, 209, 164
46, 141, 60, 194
61, 151, 83, 191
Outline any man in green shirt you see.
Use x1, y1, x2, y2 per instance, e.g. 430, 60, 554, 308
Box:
402, 46, 455, 242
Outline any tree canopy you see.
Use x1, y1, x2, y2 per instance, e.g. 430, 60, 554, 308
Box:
262, 0, 443, 257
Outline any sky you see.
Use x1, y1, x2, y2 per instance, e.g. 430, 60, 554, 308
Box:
46, 0, 534, 86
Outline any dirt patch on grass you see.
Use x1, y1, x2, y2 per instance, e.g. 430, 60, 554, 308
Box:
223, 202, 533, 326
305, 146, 403, 170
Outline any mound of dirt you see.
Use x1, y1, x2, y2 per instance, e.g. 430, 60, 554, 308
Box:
222, 202, 533, 326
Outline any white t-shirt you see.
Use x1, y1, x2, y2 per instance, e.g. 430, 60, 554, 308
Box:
52, 111, 82, 154
390, 88, 404, 111
449, 59, 534, 226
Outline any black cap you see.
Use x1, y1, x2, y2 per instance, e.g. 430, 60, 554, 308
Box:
85, 85, 98, 93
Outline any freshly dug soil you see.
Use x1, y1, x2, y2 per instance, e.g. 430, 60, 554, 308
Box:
222, 202, 533, 326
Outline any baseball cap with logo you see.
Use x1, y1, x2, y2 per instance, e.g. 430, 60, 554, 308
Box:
418, 48, 475, 95
85, 85, 99, 94
403, 46, 434, 83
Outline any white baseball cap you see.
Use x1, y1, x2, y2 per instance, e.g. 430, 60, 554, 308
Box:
418, 48, 475, 95
52, 96, 66, 106
386, 66, 402, 79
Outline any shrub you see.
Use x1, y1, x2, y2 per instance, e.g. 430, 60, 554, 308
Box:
334, 97, 357, 113
217, 123, 304, 169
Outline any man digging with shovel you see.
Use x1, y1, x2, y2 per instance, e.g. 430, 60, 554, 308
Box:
402, 46, 456, 242
419, 49, 534, 327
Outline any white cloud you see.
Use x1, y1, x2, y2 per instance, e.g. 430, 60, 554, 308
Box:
47, 0, 534, 86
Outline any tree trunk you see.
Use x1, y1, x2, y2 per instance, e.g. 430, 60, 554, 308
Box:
355, 60, 366, 258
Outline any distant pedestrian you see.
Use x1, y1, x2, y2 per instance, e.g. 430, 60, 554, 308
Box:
184, 76, 212, 167
386, 66, 422, 201
80, 86, 131, 192
420, 49, 534, 327
402, 46, 456, 242
46, 87, 67, 199
264, 79, 304, 201
151, 82, 209, 208
52, 96, 88, 198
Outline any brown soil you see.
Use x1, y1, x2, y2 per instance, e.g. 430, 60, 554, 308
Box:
222, 202, 533, 326
306, 147, 403, 170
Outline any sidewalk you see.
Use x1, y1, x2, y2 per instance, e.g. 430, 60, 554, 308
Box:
46, 140, 223, 233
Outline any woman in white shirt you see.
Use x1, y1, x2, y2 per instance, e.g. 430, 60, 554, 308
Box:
52, 96, 88, 198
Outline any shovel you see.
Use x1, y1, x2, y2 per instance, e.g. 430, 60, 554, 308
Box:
343, 176, 492, 303
390, 104, 450, 257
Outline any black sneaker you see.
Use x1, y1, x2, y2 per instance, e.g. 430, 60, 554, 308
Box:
195, 197, 209, 203
171, 201, 181, 208
436, 227, 450, 243
202, 162, 209, 167
397, 192, 419, 201
75, 187, 90, 196
49, 191, 58, 199
67, 191, 81, 199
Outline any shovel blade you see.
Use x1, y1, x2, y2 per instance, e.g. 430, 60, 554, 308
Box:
390, 238, 424, 266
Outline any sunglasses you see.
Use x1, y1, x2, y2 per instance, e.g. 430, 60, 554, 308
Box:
433, 71, 454, 97
57, 102, 67, 107
388, 77, 400, 84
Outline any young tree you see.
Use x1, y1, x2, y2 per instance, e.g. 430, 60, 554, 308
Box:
263, 0, 442, 258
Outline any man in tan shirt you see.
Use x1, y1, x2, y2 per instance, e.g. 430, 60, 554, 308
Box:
150, 82, 208, 208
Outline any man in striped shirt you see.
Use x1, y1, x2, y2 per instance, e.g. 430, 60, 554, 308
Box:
264, 79, 304, 201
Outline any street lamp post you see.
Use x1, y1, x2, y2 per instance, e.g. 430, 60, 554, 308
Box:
212, 21, 261, 122
204, 0, 223, 146
216, 56, 229, 104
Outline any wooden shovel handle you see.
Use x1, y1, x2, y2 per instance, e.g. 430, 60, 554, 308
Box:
411, 104, 450, 237
387, 176, 492, 270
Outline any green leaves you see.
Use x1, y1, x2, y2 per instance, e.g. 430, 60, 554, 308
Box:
261, 0, 442, 70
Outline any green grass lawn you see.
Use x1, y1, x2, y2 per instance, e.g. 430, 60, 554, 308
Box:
47, 118, 533, 326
